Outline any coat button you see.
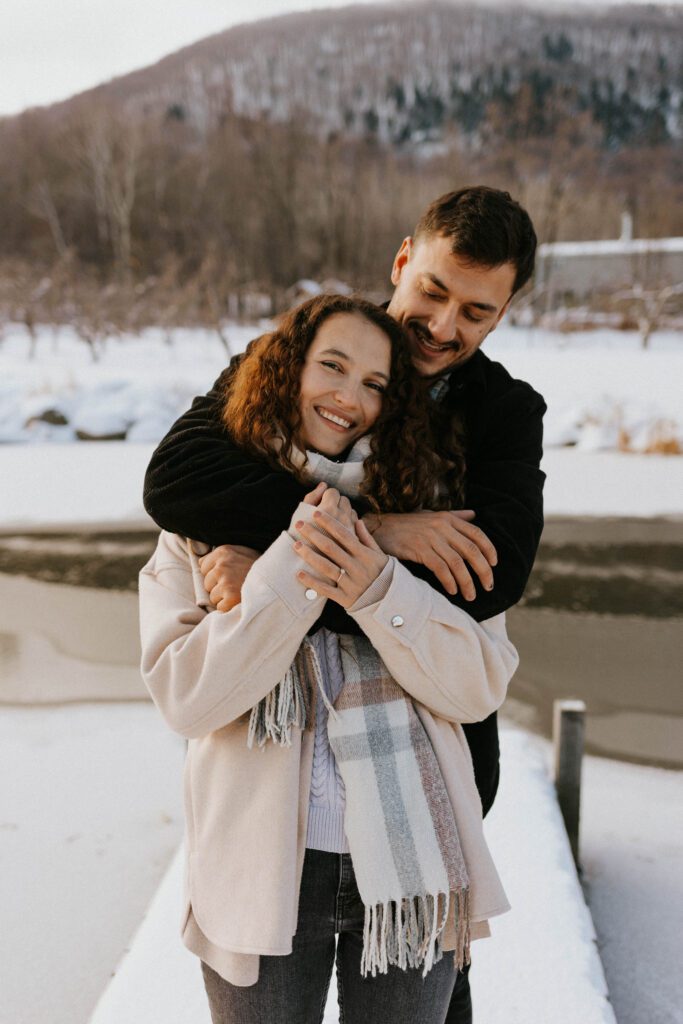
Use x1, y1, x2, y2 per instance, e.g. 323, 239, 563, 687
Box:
391, 615, 404, 627
305, 588, 318, 601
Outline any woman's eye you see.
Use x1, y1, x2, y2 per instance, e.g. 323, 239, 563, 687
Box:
365, 381, 385, 393
321, 361, 342, 372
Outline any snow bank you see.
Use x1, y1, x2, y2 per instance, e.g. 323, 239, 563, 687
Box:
0, 322, 258, 444
484, 327, 683, 455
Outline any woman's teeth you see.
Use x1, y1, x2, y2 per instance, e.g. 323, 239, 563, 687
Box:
317, 408, 353, 429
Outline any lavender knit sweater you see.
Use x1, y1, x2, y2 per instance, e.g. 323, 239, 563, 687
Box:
305, 628, 350, 853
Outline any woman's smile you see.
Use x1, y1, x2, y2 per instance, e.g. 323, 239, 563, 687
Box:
314, 406, 356, 431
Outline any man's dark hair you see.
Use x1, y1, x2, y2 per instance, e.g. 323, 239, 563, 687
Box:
413, 186, 537, 295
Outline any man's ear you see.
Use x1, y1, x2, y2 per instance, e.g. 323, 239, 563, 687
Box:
390, 236, 413, 287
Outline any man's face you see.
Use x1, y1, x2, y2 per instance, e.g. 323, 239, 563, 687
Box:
386, 233, 516, 378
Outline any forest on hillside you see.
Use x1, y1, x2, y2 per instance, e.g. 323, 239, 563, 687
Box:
0, 2, 680, 333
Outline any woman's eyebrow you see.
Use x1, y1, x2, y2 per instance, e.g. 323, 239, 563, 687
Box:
319, 348, 389, 381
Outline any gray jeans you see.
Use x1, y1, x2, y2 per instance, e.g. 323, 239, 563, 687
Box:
201, 848, 461, 1024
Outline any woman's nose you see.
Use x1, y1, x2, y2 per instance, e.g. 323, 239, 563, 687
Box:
333, 382, 360, 409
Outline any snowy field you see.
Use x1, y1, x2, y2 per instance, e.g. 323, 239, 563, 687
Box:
1, 320, 682, 454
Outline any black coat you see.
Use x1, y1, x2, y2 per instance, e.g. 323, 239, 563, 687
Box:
143, 348, 546, 815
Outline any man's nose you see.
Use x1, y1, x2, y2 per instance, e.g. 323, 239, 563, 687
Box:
428, 306, 459, 344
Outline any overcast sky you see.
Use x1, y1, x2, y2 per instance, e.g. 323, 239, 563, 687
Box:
0, 0, 676, 117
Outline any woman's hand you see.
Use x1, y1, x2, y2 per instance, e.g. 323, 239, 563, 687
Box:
294, 508, 388, 609
301, 482, 358, 532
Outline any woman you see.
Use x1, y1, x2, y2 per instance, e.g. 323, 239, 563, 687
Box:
139, 295, 517, 1024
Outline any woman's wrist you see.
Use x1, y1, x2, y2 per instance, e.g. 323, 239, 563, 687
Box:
347, 556, 394, 612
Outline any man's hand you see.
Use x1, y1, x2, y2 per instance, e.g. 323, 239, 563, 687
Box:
363, 510, 497, 600
198, 544, 260, 612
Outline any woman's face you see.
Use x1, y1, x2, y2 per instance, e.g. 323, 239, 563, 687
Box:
297, 312, 392, 456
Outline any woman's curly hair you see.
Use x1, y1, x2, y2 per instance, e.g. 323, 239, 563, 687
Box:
222, 294, 465, 513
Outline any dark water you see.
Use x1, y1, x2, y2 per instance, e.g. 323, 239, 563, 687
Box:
1, 517, 681, 766
507, 517, 683, 768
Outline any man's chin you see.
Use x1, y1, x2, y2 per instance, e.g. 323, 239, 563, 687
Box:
408, 334, 465, 376
413, 350, 469, 379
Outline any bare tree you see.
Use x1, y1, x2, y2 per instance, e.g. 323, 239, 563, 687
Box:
612, 281, 683, 348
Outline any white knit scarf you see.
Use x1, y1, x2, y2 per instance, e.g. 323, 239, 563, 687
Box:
247, 439, 470, 976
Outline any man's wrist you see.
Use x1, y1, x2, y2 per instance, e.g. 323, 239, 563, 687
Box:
362, 512, 384, 536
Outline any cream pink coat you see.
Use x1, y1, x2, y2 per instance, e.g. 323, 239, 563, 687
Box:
138, 501, 518, 986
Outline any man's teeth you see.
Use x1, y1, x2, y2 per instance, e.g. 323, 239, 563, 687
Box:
318, 408, 353, 428
417, 334, 451, 352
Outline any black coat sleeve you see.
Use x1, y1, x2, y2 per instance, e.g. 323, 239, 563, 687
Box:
143, 368, 310, 550
419, 379, 547, 624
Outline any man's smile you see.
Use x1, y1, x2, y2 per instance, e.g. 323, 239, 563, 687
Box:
409, 323, 460, 356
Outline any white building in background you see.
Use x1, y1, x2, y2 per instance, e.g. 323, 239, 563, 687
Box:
536, 217, 683, 301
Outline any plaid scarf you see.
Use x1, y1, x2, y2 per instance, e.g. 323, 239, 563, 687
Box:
247, 440, 471, 976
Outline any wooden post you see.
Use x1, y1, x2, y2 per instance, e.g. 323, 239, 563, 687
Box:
553, 699, 586, 868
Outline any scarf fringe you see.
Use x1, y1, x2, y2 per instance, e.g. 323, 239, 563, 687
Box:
360, 890, 471, 979
246, 665, 307, 749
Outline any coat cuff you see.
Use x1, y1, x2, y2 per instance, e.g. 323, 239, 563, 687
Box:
348, 558, 431, 643
347, 557, 394, 612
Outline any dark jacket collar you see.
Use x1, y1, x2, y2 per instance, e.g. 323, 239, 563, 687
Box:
450, 349, 489, 391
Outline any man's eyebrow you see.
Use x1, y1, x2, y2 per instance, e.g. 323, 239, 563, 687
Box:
319, 348, 389, 381
424, 273, 497, 313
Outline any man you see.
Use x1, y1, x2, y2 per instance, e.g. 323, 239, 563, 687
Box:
143, 186, 546, 1022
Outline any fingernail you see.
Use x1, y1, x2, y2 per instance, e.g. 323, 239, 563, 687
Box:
486, 581, 494, 591
313, 510, 321, 518
295, 520, 303, 529
294, 541, 301, 550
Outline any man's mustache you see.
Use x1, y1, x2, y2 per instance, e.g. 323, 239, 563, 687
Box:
409, 321, 459, 352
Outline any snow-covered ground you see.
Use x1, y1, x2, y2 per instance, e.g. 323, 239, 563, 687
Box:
580, 754, 683, 1024
2, 443, 682, 532
0, 702, 185, 1024
1, 321, 682, 454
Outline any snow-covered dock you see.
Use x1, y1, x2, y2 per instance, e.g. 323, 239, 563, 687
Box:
88, 728, 616, 1024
